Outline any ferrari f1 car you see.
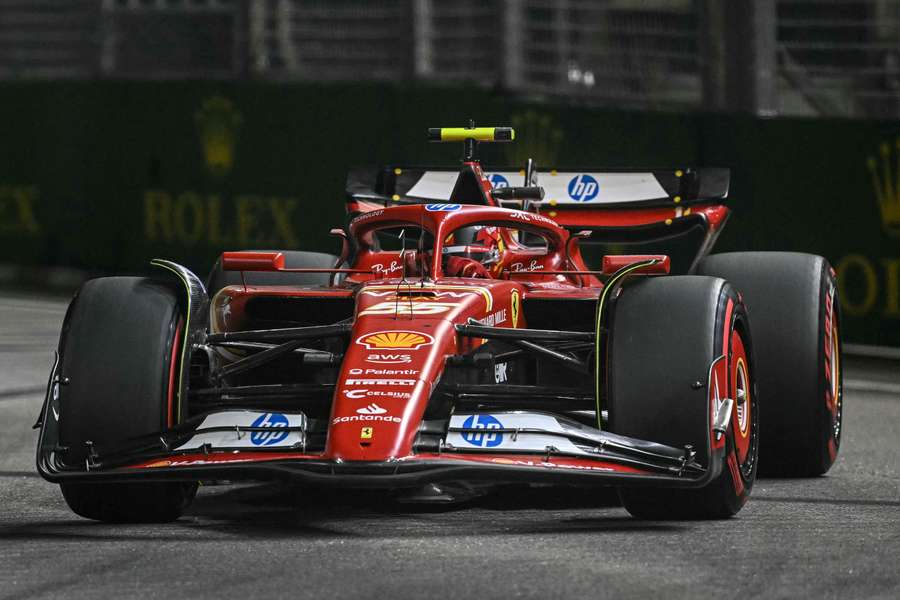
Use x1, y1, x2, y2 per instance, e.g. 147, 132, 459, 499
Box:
36, 125, 842, 522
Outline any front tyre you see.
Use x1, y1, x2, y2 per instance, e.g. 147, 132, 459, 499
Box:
61, 482, 197, 524
56, 277, 198, 522
608, 276, 759, 519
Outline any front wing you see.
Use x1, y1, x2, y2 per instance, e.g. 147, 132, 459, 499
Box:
36, 389, 725, 491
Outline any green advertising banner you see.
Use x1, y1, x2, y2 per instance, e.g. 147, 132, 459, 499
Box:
0, 82, 897, 345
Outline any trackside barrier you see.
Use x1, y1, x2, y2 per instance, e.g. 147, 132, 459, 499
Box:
0, 82, 897, 346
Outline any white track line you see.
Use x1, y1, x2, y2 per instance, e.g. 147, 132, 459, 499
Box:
844, 379, 900, 395
844, 343, 900, 360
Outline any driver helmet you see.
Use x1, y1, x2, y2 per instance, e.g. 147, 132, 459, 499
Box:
442, 225, 502, 269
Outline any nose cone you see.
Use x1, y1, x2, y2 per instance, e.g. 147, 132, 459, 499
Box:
324, 281, 521, 461
325, 318, 455, 461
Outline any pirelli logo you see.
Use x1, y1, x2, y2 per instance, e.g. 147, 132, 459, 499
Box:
345, 379, 416, 386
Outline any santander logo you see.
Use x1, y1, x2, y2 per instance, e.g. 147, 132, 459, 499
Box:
357, 403, 387, 415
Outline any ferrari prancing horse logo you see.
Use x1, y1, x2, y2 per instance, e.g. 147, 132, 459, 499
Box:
511, 289, 520, 328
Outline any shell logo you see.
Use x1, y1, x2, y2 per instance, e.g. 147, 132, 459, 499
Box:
356, 330, 434, 350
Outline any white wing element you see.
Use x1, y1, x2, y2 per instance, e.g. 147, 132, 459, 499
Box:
405, 171, 668, 205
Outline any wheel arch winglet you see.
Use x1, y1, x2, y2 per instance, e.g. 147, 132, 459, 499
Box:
150, 259, 209, 423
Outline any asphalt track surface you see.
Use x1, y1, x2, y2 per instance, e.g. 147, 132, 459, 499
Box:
0, 292, 897, 600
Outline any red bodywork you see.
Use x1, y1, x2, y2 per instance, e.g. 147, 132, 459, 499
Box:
197, 205, 606, 467
40, 161, 730, 488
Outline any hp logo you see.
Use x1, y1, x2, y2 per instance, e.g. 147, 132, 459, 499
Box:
461, 414, 504, 448
250, 412, 289, 446
425, 203, 461, 211
488, 174, 509, 188
567, 174, 599, 202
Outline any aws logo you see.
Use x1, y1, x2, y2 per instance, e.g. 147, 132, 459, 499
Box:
195, 95, 242, 179
867, 136, 900, 237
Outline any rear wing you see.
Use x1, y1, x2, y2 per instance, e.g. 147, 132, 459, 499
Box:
346, 166, 729, 211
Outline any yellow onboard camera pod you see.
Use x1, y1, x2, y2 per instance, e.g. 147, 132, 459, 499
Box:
427, 127, 515, 143
428, 125, 515, 161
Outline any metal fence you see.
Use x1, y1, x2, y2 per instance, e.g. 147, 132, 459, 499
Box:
777, 0, 900, 118
1, 0, 899, 119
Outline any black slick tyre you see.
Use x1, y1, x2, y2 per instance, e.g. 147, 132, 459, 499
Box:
695, 252, 842, 477
56, 277, 197, 522
608, 276, 759, 519
206, 250, 340, 298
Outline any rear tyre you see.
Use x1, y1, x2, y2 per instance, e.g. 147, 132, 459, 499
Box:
608, 276, 759, 519
57, 277, 197, 522
206, 250, 340, 297
695, 252, 842, 476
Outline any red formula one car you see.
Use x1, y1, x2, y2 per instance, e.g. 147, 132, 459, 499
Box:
36, 126, 842, 522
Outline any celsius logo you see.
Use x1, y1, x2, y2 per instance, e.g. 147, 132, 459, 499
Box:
249, 412, 289, 446
488, 174, 509, 188
567, 174, 599, 202
461, 414, 504, 448
343, 389, 411, 399
425, 203, 461, 211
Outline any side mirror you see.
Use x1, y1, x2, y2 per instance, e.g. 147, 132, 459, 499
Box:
330, 227, 351, 264
602, 254, 670, 275
221, 251, 284, 272
330, 228, 353, 286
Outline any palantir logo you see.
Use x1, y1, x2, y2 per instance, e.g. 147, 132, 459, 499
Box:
250, 412, 289, 446
461, 414, 504, 448
488, 174, 509, 188
567, 174, 599, 202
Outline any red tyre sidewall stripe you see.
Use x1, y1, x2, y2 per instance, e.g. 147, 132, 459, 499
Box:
731, 331, 751, 464
722, 299, 733, 358
728, 453, 745, 496
720, 297, 748, 498
824, 280, 834, 412
825, 266, 841, 463
167, 318, 184, 428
